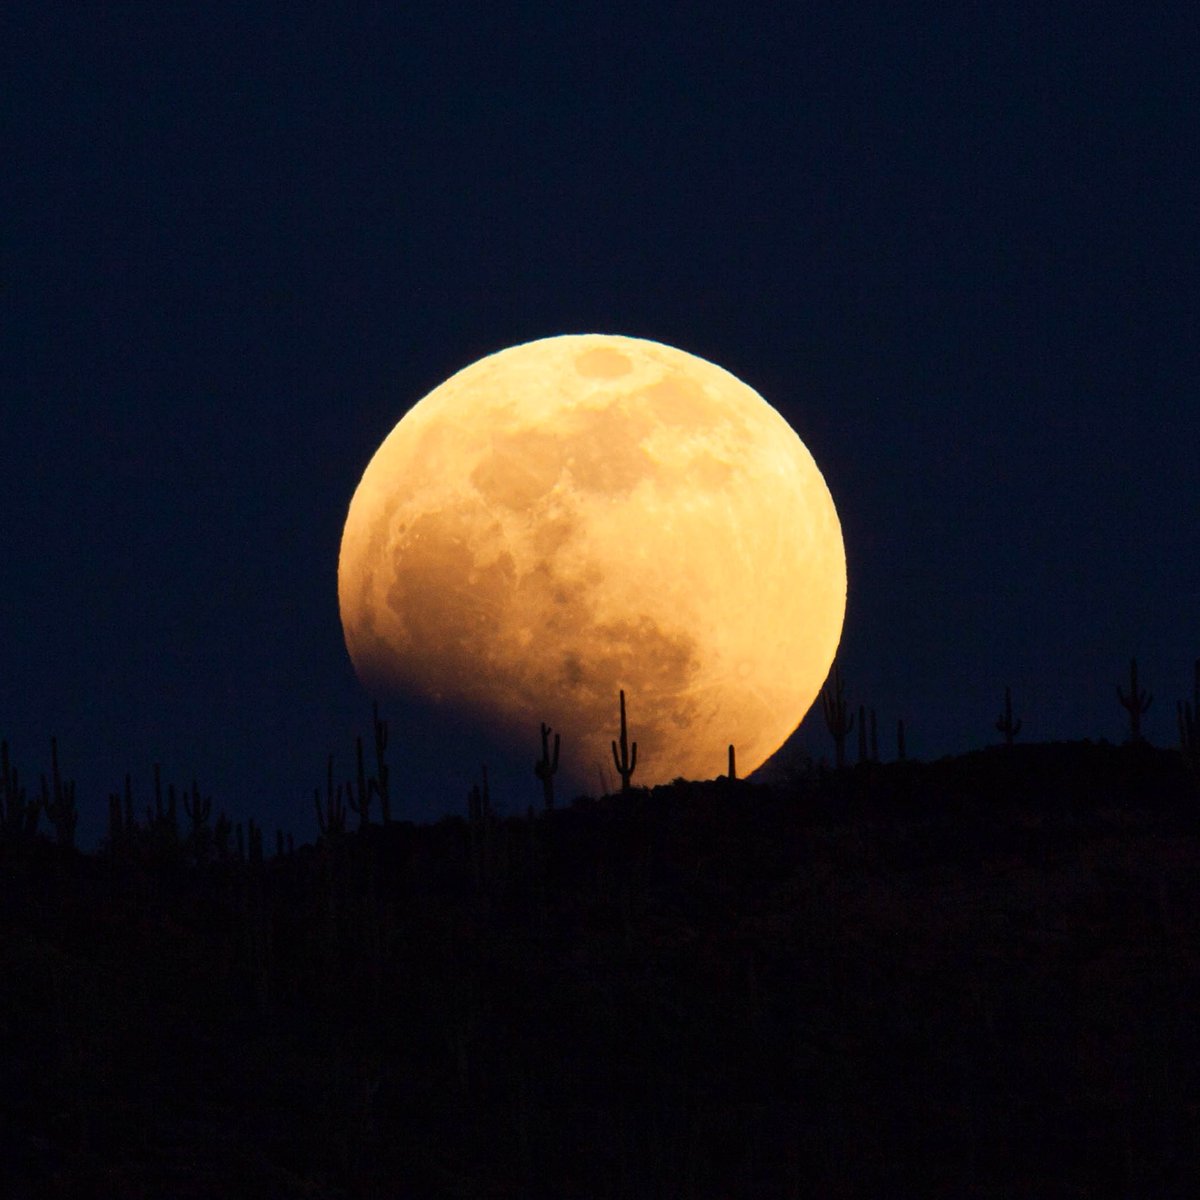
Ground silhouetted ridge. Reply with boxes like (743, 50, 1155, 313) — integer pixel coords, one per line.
(1, 736, 1197, 1195)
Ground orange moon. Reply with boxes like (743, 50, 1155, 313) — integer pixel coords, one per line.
(338, 334, 845, 789)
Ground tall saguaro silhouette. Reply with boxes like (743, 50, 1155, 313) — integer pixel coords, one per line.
(996, 687, 1022, 747)
(1117, 657, 1153, 742)
(611, 690, 637, 793)
(534, 722, 560, 811)
(820, 664, 854, 769)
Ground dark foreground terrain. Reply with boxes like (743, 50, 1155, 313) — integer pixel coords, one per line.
(2, 740, 1198, 1198)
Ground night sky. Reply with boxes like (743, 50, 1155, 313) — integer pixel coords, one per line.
(5, 3, 1197, 848)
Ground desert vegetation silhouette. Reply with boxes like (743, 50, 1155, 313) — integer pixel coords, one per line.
(2, 656, 1199, 1196)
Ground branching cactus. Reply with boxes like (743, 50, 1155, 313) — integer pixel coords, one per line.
(611, 690, 637, 793)
(534, 722, 560, 811)
(996, 687, 1022, 747)
(42, 736, 78, 850)
(820, 665, 854, 769)
(315, 753, 347, 839)
(1117, 657, 1153, 742)
(0, 740, 40, 843)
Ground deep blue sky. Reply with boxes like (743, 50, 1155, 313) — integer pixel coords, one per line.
(4, 3, 1197, 846)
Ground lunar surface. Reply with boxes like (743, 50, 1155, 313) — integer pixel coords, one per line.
(338, 334, 845, 789)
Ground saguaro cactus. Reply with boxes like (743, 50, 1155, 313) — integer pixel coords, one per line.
(348, 735, 372, 828)
(727, 744, 737, 782)
(611, 690, 637, 793)
(1117, 657, 1153, 742)
(107, 774, 136, 855)
(247, 818, 264, 866)
(371, 701, 391, 823)
(820, 665, 854, 769)
(534, 722, 560, 811)
(469, 765, 492, 822)
(0, 740, 40, 843)
(148, 763, 179, 846)
(315, 753, 346, 839)
(184, 779, 212, 859)
(996, 687, 1022, 747)
(1178, 658, 1199, 784)
(43, 736, 77, 850)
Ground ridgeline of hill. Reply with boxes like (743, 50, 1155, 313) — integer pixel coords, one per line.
(2, 739, 1198, 1198)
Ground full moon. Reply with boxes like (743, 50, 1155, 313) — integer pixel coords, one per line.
(338, 334, 845, 790)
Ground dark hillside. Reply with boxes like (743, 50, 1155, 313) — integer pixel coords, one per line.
(2, 740, 1197, 1197)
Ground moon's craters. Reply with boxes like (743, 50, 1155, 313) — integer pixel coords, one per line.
(338, 333, 846, 788)
(575, 346, 632, 378)
(382, 509, 515, 666)
(469, 429, 563, 509)
(470, 410, 661, 501)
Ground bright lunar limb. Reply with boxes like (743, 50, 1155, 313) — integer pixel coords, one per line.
(338, 334, 846, 791)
